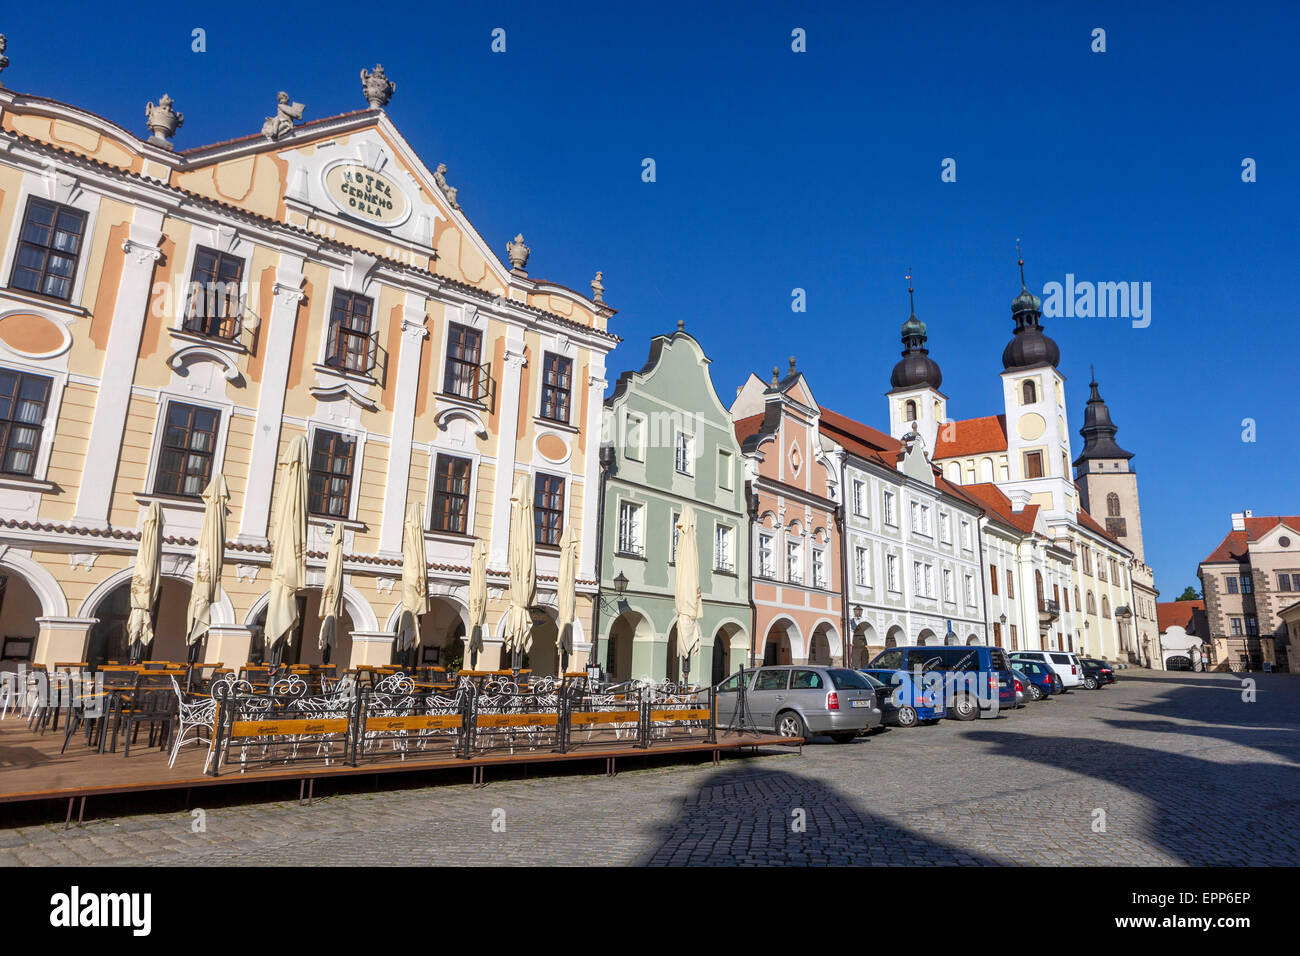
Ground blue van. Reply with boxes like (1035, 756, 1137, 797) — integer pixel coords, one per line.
(866, 645, 1017, 719)
(860, 668, 946, 726)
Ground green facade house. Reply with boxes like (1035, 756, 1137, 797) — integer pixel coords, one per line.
(595, 324, 750, 685)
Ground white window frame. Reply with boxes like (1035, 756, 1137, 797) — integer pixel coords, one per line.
(715, 522, 735, 573)
(812, 547, 826, 589)
(854, 545, 869, 587)
(616, 498, 645, 556)
(674, 429, 695, 476)
(852, 478, 866, 517)
(883, 490, 896, 527)
(886, 553, 899, 592)
(786, 539, 803, 585)
(757, 532, 774, 579)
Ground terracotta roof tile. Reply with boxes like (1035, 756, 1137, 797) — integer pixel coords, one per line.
(1157, 600, 1204, 634)
(933, 415, 1008, 458)
(1077, 507, 1122, 547)
(959, 482, 1039, 534)
(733, 413, 767, 445)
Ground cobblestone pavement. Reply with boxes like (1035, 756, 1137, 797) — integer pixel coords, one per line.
(2, 670, 1297, 866)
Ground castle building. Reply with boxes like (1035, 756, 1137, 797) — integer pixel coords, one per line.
(0, 72, 616, 673)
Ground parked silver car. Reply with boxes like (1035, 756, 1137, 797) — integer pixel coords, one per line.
(714, 665, 882, 743)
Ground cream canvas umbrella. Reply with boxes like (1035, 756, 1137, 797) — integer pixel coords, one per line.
(501, 474, 536, 670)
(395, 501, 429, 660)
(127, 501, 163, 662)
(185, 474, 229, 661)
(466, 537, 488, 669)
(318, 521, 345, 664)
(556, 521, 579, 672)
(266, 435, 308, 665)
(673, 505, 703, 684)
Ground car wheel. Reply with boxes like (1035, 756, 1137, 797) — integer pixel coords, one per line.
(950, 695, 979, 721)
(896, 705, 918, 727)
(775, 710, 807, 739)
(1084, 677, 1098, 690)
(830, 732, 857, 744)
(1029, 684, 1043, 701)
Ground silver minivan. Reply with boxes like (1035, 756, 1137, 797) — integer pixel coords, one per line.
(714, 665, 882, 743)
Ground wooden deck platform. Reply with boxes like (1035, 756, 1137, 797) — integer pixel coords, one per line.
(0, 716, 799, 813)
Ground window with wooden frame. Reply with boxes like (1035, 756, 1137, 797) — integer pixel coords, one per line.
(0, 369, 52, 478)
(534, 473, 565, 546)
(308, 429, 357, 518)
(325, 290, 375, 375)
(184, 246, 245, 340)
(443, 323, 487, 402)
(153, 401, 220, 497)
(9, 197, 87, 301)
(1006, 568, 1015, 599)
(539, 352, 572, 424)
(430, 454, 472, 534)
(1024, 450, 1044, 479)
(990, 563, 999, 595)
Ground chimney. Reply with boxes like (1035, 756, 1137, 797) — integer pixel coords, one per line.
(1008, 490, 1032, 513)
(1231, 510, 1251, 531)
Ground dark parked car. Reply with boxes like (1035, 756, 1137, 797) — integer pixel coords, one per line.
(1014, 658, 1061, 700)
(1079, 658, 1115, 688)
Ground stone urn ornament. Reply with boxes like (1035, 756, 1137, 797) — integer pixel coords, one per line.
(506, 233, 530, 274)
(145, 94, 183, 148)
(360, 64, 396, 109)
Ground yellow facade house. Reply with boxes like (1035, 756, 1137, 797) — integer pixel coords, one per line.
(0, 68, 617, 674)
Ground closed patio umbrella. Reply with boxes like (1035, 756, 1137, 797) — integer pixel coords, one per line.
(556, 521, 578, 672)
(318, 521, 345, 665)
(266, 435, 308, 667)
(467, 537, 488, 669)
(127, 501, 162, 663)
(395, 501, 429, 664)
(501, 474, 536, 672)
(673, 505, 702, 684)
(185, 474, 229, 663)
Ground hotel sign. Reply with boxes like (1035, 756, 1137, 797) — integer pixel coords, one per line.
(323, 162, 410, 227)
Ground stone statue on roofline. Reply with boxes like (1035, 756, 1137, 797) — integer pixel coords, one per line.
(434, 163, 460, 209)
(145, 94, 183, 149)
(0, 35, 9, 85)
(360, 64, 396, 109)
(591, 271, 605, 304)
(262, 91, 305, 140)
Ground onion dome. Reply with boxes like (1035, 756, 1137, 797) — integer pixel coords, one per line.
(1002, 256, 1060, 371)
(890, 278, 943, 390)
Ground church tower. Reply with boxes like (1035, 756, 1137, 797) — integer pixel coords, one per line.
(998, 255, 1078, 522)
(1074, 374, 1146, 562)
(886, 274, 946, 453)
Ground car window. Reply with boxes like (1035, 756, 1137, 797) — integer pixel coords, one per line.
(827, 668, 873, 689)
(947, 649, 982, 672)
(860, 673, 887, 689)
(1049, 653, 1071, 664)
(716, 672, 744, 693)
(790, 669, 824, 690)
(907, 650, 945, 671)
(754, 669, 790, 691)
(872, 649, 905, 670)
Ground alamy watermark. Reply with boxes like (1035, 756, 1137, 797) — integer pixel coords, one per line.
(1040, 274, 1152, 329)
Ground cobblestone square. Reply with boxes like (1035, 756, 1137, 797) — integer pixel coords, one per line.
(2, 671, 1296, 866)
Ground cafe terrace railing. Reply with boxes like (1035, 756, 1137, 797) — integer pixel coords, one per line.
(206, 673, 718, 776)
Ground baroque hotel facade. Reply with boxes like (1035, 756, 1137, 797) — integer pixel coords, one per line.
(0, 75, 616, 672)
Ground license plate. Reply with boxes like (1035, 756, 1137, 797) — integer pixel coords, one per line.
(849, 699, 871, 708)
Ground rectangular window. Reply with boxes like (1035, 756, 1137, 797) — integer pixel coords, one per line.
(624, 412, 646, 461)
(1281, 574, 1294, 593)
(670, 510, 680, 563)
(965, 574, 976, 607)
(990, 563, 1000, 595)
(1245, 616, 1259, 636)
(757, 533, 774, 578)
(812, 548, 826, 589)
(1006, 569, 1015, 599)
(534, 473, 565, 546)
(325, 289, 375, 374)
(617, 501, 644, 556)
(0, 369, 52, 477)
(443, 323, 486, 402)
(883, 490, 896, 526)
(430, 454, 472, 534)
(855, 545, 869, 586)
(715, 525, 735, 573)
(308, 429, 356, 518)
(993, 622, 1003, 646)
(943, 568, 954, 603)
(674, 431, 695, 475)
(1010, 624, 1019, 651)
(1098, 559, 1107, 582)
(939, 511, 951, 543)
(540, 352, 572, 423)
(913, 561, 924, 598)
(184, 246, 245, 339)
(960, 520, 972, 551)
(1025, 451, 1044, 479)
(718, 450, 734, 491)
(1226, 576, 1239, 594)
(786, 541, 802, 584)
(1230, 617, 1242, 636)
(1240, 574, 1254, 595)
(10, 197, 87, 301)
(887, 554, 899, 592)
(153, 402, 220, 497)
(852, 479, 866, 517)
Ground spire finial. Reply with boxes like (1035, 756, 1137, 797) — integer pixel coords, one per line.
(788, 355, 797, 375)
(771, 365, 780, 386)
(1016, 238, 1027, 290)
(906, 267, 915, 316)
(1090, 363, 1096, 383)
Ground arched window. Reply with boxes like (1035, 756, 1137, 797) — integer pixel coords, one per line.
(946, 462, 961, 484)
(980, 458, 994, 482)
(1106, 492, 1121, 517)
(1102, 596, 1111, 618)
(1086, 591, 1096, 615)
(905, 399, 917, 422)
(1022, 380, 1037, 404)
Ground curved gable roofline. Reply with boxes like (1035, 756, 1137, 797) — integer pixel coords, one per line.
(0, 88, 180, 168)
(605, 329, 734, 423)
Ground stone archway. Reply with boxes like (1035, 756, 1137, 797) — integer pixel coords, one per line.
(917, 627, 937, 646)
(885, 625, 904, 649)
(852, 621, 877, 668)
(763, 618, 799, 666)
(605, 608, 654, 683)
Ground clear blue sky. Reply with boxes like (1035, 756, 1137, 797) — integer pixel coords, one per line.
(5, 1, 1297, 593)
